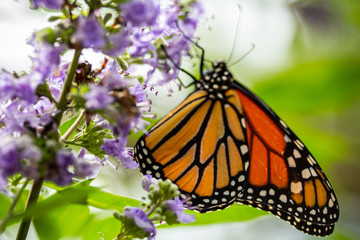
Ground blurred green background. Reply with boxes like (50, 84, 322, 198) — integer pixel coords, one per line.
(1, 0, 360, 239)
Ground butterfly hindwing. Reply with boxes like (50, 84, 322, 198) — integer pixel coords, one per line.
(233, 81, 339, 236)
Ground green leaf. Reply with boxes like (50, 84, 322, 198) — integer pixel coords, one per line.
(59, 115, 79, 136)
(47, 15, 64, 22)
(158, 204, 265, 228)
(45, 180, 141, 212)
(36, 83, 55, 102)
(6, 186, 88, 225)
(82, 216, 119, 240)
(33, 204, 90, 240)
(86, 186, 140, 212)
(69, 121, 114, 159)
(0, 194, 11, 219)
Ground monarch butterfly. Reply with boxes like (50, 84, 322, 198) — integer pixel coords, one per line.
(134, 51, 339, 236)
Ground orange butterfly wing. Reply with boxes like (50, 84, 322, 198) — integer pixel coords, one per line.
(135, 87, 249, 211)
(233, 81, 339, 236)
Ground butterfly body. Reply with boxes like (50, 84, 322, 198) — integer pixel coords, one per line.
(134, 61, 339, 236)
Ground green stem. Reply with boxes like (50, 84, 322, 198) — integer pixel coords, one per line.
(0, 179, 29, 233)
(15, 177, 44, 240)
(60, 109, 86, 142)
(146, 200, 162, 217)
(55, 48, 82, 124)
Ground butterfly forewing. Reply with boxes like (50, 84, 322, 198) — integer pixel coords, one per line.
(135, 77, 249, 212)
(134, 61, 339, 236)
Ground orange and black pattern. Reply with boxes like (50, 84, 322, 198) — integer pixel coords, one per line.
(134, 61, 339, 236)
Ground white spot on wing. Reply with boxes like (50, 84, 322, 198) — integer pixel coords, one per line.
(294, 139, 304, 150)
(279, 194, 287, 203)
(280, 120, 287, 128)
(241, 118, 246, 128)
(323, 207, 328, 214)
(287, 156, 296, 168)
(291, 181, 302, 194)
(310, 167, 317, 177)
(293, 149, 301, 159)
(301, 168, 311, 179)
(238, 175, 245, 182)
(260, 190, 266, 197)
(240, 145, 248, 155)
(307, 155, 316, 166)
(244, 161, 249, 171)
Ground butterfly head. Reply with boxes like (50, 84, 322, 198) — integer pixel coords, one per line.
(196, 61, 235, 96)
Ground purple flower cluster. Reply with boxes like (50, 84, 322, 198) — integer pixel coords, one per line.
(141, 174, 158, 192)
(47, 148, 101, 186)
(69, 0, 203, 85)
(123, 207, 157, 240)
(0, 0, 204, 192)
(73, 15, 106, 49)
(0, 41, 102, 188)
(167, 197, 195, 223)
(124, 0, 204, 85)
(118, 175, 194, 239)
(121, 0, 160, 27)
(0, 135, 42, 187)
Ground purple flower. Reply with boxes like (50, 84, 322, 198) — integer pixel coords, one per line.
(84, 85, 114, 110)
(101, 63, 127, 89)
(0, 136, 42, 186)
(73, 16, 106, 49)
(31, 0, 64, 10)
(17, 80, 38, 104)
(73, 148, 102, 178)
(48, 64, 67, 101)
(47, 148, 102, 186)
(121, 0, 160, 27)
(129, 30, 158, 58)
(0, 71, 17, 102)
(28, 40, 64, 87)
(167, 197, 195, 223)
(0, 71, 37, 105)
(123, 207, 156, 240)
(101, 138, 139, 169)
(105, 30, 131, 57)
(0, 139, 22, 178)
(141, 174, 158, 192)
(0, 101, 42, 134)
(33, 96, 55, 114)
(179, 1, 204, 36)
(48, 150, 76, 186)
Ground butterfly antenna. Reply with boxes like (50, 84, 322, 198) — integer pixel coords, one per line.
(228, 43, 255, 67)
(161, 45, 197, 85)
(226, 4, 243, 64)
(175, 21, 205, 78)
